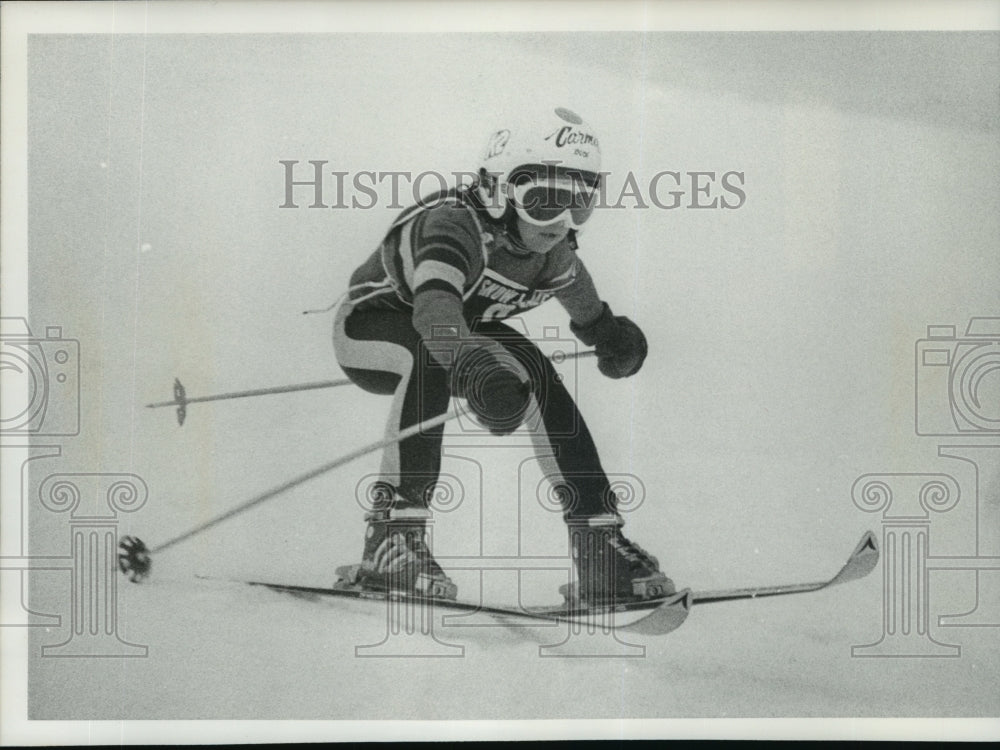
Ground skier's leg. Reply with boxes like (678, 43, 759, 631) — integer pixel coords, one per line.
(333, 303, 452, 507)
(473, 320, 612, 518)
(331, 302, 456, 598)
(475, 320, 674, 603)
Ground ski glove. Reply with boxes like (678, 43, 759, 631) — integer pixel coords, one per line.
(452, 347, 531, 436)
(570, 302, 648, 379)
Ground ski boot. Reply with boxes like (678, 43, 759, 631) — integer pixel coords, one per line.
(334, 506, 458, 600)
(560, 513, 675, 606)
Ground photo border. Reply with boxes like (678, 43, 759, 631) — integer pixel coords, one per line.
(2, 0, 998, 743)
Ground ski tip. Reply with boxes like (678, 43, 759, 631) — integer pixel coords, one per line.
(828, 530, 880, 587)
(617, 588, 692, 635)
(855, 530, 879, 558)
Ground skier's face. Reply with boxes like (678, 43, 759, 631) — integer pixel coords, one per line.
(515, 215, 570, 254)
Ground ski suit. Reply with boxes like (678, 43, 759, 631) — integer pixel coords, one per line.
(332, 185, 622, 520)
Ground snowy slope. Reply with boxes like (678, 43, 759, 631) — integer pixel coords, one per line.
(28, 555, 999, 720)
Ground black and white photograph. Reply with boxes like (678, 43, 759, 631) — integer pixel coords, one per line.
(1, 0, 998, 743)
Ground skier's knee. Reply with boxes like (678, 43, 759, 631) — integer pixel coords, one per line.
(339, 365, 400, 396)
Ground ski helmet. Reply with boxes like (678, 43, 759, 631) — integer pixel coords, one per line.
(476, 106, 603, 222)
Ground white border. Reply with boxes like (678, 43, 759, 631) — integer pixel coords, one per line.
(2, 0, 999, 744)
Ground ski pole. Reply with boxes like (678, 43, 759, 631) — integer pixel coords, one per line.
(146, 407, 463, 557)
(553, 349, 595, 362)
(146, 377, 354, 426)
(147, 349, 596, 426)
(120, 350, 599, 578)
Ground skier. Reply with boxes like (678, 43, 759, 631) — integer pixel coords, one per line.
(332, 106, 674, 606)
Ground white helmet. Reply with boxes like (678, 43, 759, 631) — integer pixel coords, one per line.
(476, 106, 602, 221)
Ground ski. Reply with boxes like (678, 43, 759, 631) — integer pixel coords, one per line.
(690, 530, 879, 604)
(194, 531, 878, 637)
(243, 579, 693, 635)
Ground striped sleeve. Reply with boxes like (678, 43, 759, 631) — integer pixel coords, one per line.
(410, 204, 484, 298)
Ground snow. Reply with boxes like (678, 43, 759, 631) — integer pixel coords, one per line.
(26, 568, 999, 720)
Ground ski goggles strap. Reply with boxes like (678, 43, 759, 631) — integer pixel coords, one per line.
(510, 178, 599, 229)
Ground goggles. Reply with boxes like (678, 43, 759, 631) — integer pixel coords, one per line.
(509, 178, 599, 230)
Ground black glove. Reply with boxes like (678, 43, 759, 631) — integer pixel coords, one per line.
(452, 348, 531, 435)
(570, 302, 648, 379)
